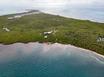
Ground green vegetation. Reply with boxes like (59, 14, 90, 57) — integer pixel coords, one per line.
(0, 12, 104, 55)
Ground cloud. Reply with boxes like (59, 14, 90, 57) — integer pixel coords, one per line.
(0, 0, 103, 22)
(0, 0, 103, 8)
(0, 0, 103, 12)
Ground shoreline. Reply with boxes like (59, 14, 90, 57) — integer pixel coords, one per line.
(0, 42, 104, 59)
(0, 12, 104, 57)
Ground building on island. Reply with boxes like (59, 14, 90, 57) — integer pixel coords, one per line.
(3, 27, 10, 32)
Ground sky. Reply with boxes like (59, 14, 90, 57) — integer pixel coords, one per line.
(0, 0, 104, 22)
(0, 0, 103, 10)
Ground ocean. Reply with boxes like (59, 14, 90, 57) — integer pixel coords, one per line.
(0, 6, 104, 23)
(0, 43, 104, 77)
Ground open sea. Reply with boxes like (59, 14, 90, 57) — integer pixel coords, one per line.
(0, 6, 104, 23)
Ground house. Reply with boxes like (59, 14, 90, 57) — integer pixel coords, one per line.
(43, 31, 53, 39)
(43, 31, 53, 35)
(43, 29, 58, 35)
(3, 27, 10, 32)
(43, 30, 58, 39)
(97, 35, 104, 42)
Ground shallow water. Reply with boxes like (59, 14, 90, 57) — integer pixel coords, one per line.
(0, 42, 104, 77)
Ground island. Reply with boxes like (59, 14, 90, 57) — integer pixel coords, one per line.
(0, 10, 104, 55)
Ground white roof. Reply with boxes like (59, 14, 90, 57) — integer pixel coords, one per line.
(3, 27, 10, 32)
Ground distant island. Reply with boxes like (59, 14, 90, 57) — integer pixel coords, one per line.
(0, 10, 104, 55)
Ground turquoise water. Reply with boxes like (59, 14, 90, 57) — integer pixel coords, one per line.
(0, 43, 104, 77)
